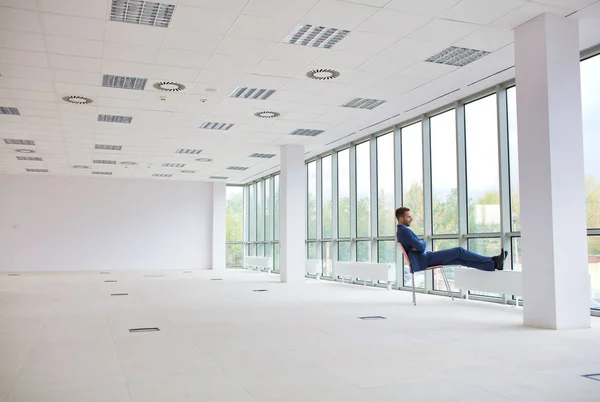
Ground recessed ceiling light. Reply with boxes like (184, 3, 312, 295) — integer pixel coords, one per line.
(4, 139, 35, 145)
(120, 161, 137, 165)
(254, 111, 280, 119)
(426, 46, 490, 67)
(181, 170, 195, 173)
(110, 0, 176, 28)
(163, 163, 185, 168)
(93, 171, 112, 175)
(95, 144, 122, 151)
(102, 74, 147, 90)
(0, 106, 21, 115)
(62, 95, 93, 104)
(249, 153, 275, 159)
(98, 114, 133, 123)
(230, 87, 276, 100)
(17, 156, 43, 161)
(206, 88, 218, 93)
(26, 168, 48, 173)
(209, 176, 228, 180)
(153, 81, 186, 92)
(227, 166, 248, 171)
(290, 129, 324, 137)
(199, 121, 234, 130)
(342, 98, 386, 110)
(176, 148, 202, 154)
(73, 165, 90, 169)
(306, 68, 340, 80)
(284, 24, 350, 49)
(196, 157, 212, 162)
(15, 149, 35, 154)
(153, 173, 172, 177)
(93, 159, 117, 164)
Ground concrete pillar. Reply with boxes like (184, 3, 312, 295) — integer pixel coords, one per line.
(280, 144, 306, 283)
(212, 182, 226, 270)
(515, 13, 590, 329)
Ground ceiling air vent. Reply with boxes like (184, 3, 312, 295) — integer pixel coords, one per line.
(181, 170, 195, 173)
(17, 156, 43, 161)
(306, 68, 340, 80)
(162, 163, 185, 168)
(342, 98, 386, 110)
(254, 111, 279, 119)
(176, 148, 202, 154)
(26, 168, 48, 173)
(209, 176, 228, 180)
(290, 129, 324, 137)
(98, 114, 133, 123)
(95, 144, 122, 151)
(153, 173, 172, 177)
(110, 0, 175, 28)
(227, 166, 248, 171)
(4, 139, 35, 145)
(62, 95, 93, 104)
(153, 81, 186, 92)
(120, 161, 137, 166)
(199, 121, 234, 130)
(230, 87, 275, 100)
(196, 157, 212, 162)
(284, 24, 350, 49)
(93, 171, 112, 175)
(93, 159, 117, 164)
(73, 165, 90, 169)
(0, 107, 20, 115)
(249, 153, 275, 159)
(102, 74, 147, 90)
(15, 149, 35, 153)
(426, 46, 490, 67)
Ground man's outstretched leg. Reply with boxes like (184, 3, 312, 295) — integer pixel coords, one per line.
(427, 247, 507, 271)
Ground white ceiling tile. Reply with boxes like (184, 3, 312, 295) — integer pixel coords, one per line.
(269, 90, 315, 103)
(0, 7, 42, 33)
(150, 65, 202, 83)
(0, 49, 49, 68)
(0, 63, 52, 81)
(104, 22, 167, 46)
(333, 69, 392, 86)
(245, 0, 320, 20)
(455, 26, 514, 52)
(52, 70, 101, 86)
(54, 83, 101, 96)
(178, 0, 249, 14)
(303, 0, 379, 30)
(162, 29, 223, 53)
(45, 35, 104, 58)
(384, 0, 461, 17)
(10, 89, 56, 102)
(19, 109, 59, 118)
(334, 31, 398, 54)
(380, 74, 431, 93)
(41, 13, 106, 41)
(228, 15, 298, 41)
(358, 9, 432, 38)
(103, 42, 160, 64)
(253, 60, 307, 78)
(204, 54, 262, 73)
(0, 30, 46, 52)
(0, 0, 39, 10)
(48, 54, 103, 73)
(282, 78, 331, 94)
(265, 43, 328, 63)
(240, 74, 291, 90)
(313, 49, 373, 70)
(399, 61, 458, 79)
(408, 19, 481, 46)
(491, 2, 573, 29)
(40, 0, 108, 20)
(311, 83, 366, 106)
(216, 37, 278, 60)
(441, 0, 526, 25)
(155, 49, 210, 69)
(4, 77, 54, 93)
(14, 100, 58, 111)
(101, 60, 154, 78)
(356, 39, 443, 74)
(169, 6, 238, 34)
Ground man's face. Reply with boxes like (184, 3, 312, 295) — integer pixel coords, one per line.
(400, 211, 412, 226)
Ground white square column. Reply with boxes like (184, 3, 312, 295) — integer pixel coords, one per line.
(515, 14, 590, 329)
(280, 144, 306, 283)
(212, 181, 226, 271)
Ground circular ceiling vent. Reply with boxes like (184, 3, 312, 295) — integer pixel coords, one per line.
(181, 170, 195, 173)
(254, 111, 280, 119)
(306, 69, 340, 80)
(153, 81, 186, 92)
(72, 165, 90, 169)
(120, 161, 137, 166)
(62, 95, 93, 104)
(15, 149, 35, 154)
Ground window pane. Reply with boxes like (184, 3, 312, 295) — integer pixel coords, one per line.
(257, 243, 264, 256)
(322, 242, 332, 277)
(274, 175, 279, 240)
(265, 178, 272, 241)
(432, 239, 459, 291)
(356, 141, 371, 238)
(248, 184, 256, 242)
(307, 242, 317, 259)
(274, 243, 279, 271)
(507, 87, 520, 232)
(589, 237, 600, 308)
(465, 94, 500, 233)
(467, 238, 502, 297)
(402, 122, 424, 235)
(226, 186, 244, 242)
(377, 240, 396, 271)
(338, 241, 351, 261)
(265, 243, 273, 259)
(403, 255, 424, 288)
(431, 111, 458, 235)
(356, 240, 371, 262)
(257, 181, 264, 241)
(226, 244, 243, 268)
(247, 244, 255, 256)
(307, 162, 317, 239)
(582, 55, 600, 230)
(338, 149, 351, 238)
(377, 133, 395, 237)
(322, 155, 333, 238)
(511, 237, 521, 272)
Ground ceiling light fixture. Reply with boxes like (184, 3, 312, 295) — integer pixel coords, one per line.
(227, 166, 248, 171)
(153, 173, 172, 177)
(110, 0, 175, 28)
(306, 68, 340, 80)
(181, 170, 195, 173)
(254, 111, 280, 119)
(199, 121, 234, 130)
(95, 144, 123, 151)
(196, 157, 212, 162)
(73, 165, 90, 169)
(0, 106, 21, 115)
(249, 153, 276, 159)
(62, 95, 93, 104)
(98, 114, 133, 123)
(4, 139, 35, 145)
(153, 81, 186, 92)
(342, 98, 387, 110)
(290, 128, 325, 137)
(93, 159, 117, 164)
(284, 24, 350, 49)
(209, 176, 228, 180)
(26, 168, 48, 173)
(120, 161, 137, 165)
(17, 156, 43, 161)
(92, 171, 112, 175)
(102, 74, 147, 90)
(163, 163, 185, 168)
(230, 87, 276, 100)
(15, 149, 35, 153)
(426, 46, 490, 67)
(176, 148, 202, 155)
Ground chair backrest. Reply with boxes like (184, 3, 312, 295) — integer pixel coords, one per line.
(398, 243, 413, 274)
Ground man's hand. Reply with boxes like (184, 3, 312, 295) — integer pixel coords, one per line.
(411, 247, 417, 251)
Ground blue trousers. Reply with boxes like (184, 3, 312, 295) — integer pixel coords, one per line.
(426, 247, 495, 272)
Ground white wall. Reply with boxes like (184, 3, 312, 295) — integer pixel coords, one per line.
(0, 175, 214, 272)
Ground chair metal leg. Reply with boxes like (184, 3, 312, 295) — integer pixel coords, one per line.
(440, 267, 454, 301)
(411, 272, 416, 306)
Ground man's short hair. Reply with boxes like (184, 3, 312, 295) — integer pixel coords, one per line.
(395, 207, 410, 220)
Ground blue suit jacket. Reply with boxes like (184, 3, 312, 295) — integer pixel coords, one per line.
(396, 224, 428, 272)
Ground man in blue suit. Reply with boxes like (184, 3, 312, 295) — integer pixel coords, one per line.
(395, 207, 507, 272)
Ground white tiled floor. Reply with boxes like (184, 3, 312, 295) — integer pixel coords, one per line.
(1, 269, 599, 402)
